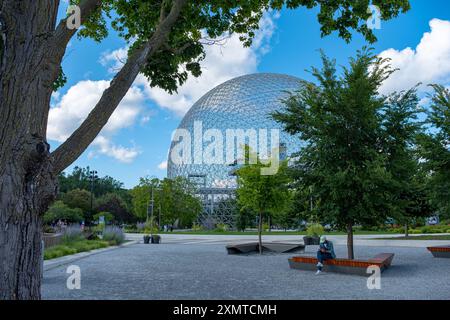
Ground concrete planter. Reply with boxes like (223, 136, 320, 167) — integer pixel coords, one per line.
(151, 235, 161, 244)
(303, 236, 319, 246)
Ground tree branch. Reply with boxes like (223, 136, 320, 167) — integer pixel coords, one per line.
(52, 0, 102, 51)
(51, 0, 188, 174)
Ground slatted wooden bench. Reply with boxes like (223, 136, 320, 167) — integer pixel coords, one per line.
(288, 253, 394, 276)
(427, 246, 450, 258)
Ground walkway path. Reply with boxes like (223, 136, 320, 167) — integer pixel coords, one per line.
(125, 232, 450, 247)
(42, 238, 450, 300)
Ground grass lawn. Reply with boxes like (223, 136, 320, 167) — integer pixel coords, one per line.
(44, 240, 112, 260)
(374, 235, 450, 240)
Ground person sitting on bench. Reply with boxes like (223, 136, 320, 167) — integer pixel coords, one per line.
(316, 236, 336, 274)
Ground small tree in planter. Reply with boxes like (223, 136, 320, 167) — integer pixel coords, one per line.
(143, 218, 161, 244)
(303, 223, 324, 245)
(236, 146, 291, 254)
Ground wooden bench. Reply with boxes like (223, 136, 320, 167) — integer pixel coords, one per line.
(427, 245, 450, 258)
(288, 253, 394, 276)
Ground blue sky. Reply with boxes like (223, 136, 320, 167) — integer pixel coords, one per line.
(49, 0, 450, 188)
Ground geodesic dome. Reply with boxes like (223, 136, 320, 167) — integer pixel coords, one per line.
(167, 73, 303, 188)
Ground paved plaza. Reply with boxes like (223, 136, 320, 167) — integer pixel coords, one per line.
(42, 234, 450, 300)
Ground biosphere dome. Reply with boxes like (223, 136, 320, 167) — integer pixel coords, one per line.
(167, 73, 302, 188)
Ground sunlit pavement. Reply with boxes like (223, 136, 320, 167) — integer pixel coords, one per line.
(42, 238, 450, 300)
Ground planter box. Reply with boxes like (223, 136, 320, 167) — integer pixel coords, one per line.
(288, 253, 394, 276)
(303, 236, 319, 246)
(151, 236, 161, 244)
(427, 246, 450, 258)
(143, 235, 151, 244)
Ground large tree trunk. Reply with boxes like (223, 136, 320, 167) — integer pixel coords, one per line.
(0, 138, 57, 300)
(0, 0, 186, 299)
(0, 0, 60, 300)
(258, 212, 263, 255)
(346, 222, 354, 259)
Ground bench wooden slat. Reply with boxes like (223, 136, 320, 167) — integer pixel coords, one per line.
(289, 253, 395, 275)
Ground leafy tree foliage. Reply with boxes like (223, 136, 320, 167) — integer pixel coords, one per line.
(417, 85, 450, 219)
(43, 201, 84, 224)
(61, 188, 93, 215)
(130, 176, 202, 227)
(236, 147, 291, 253)
(382, 88, 433, 234)
(95, 193, 135, 223)
(58, 166, 125, 197)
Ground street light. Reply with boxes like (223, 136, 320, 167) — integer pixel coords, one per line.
(89, 170, 98, 214)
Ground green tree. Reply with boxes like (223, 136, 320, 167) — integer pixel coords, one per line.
(236, 147, 291, 254)
(43, 201, 84, 224)
(130, 177, 161, 221)
(130, 176, 201, 227)
(61, 188, 93, 217)
(382, 89, 432, 235)
(235, 205, 255, 232)
(273, 49, 395, 259)
(159, 177, 202, 227)
(0, 0, 411, 300)
(417, 85, 450, 220)
(95, 193, 134, 223)
(58, 166, 125, 197)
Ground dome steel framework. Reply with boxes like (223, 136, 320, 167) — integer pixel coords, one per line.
(167, 73, 303, 227)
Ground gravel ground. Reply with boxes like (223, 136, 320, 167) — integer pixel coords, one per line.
(42, 243, 450, 300)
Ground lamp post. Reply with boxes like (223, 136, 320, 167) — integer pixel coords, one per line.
(89, 169, 98, 217)
(148, 184, 154, 236)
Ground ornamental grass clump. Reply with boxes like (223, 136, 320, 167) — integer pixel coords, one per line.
(102, 226, 125, 245)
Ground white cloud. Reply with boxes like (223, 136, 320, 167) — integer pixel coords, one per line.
(157, 161, 168, 170)
(90, 136, 141, 163)
(100, 47, 129, 74)
(48, 80, 145, 163)
(379, 19, 450, 95)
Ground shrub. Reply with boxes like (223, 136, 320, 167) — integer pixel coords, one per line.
(44, 240, 110, 260)
(262, 223, 270, 232)
(136, 222, 146, 232)
(214, 223, 228, 232)
(44, 201, 84, 224)
(409, 229, 421, 234)
(102, 226, 126, 245)
(306, 223, 324, 237)
(192, 223, 203, 231)
(419, 225, 448, 234)
(62, 225, 85, 243)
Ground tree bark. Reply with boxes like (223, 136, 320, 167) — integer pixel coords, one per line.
(404, 222, 409, 237)
(258, 212, 263, 255)
(0, 0, 187, 299)
(0, 0, 60, 300)
(346, 222, 354, 259)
